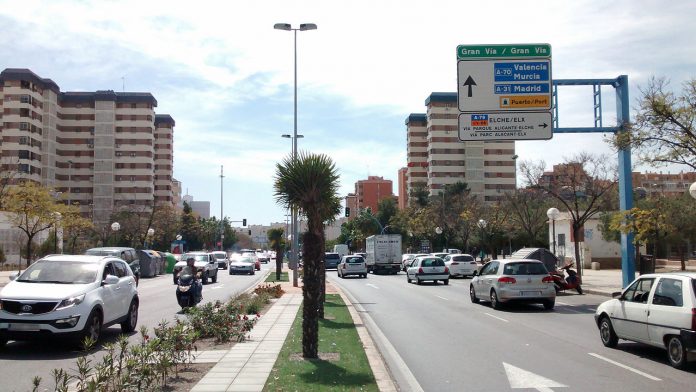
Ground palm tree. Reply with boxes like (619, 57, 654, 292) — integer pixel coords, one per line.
(267, 227, 285, 281)
(274, 152, 341, 359)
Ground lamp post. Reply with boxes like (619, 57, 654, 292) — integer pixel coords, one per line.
(435, 226, 443, 251)
(547, 207, 560, 255)
(145, 228, 154, 249)
(477, 219, 487, 261)
(275, 22, 317, 288)
(381, 225, 391, 235)
(111, 222, 120, 247)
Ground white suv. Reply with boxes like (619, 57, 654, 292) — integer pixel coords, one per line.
(173, 252, 219, 284)
(0, 255, 139, 347)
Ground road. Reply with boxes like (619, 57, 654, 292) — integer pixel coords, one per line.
(0, 262, 273, 392)
(330, 271, 696, 392)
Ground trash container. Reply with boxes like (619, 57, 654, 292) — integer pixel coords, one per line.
(137, 250, 157, 278)
(150, 250, 162, 275)
(639, 254, 655, 275)
(164, 252, 177, 274)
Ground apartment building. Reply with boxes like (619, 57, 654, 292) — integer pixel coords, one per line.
(404, 92, 516, 204)
(632, 171, 696, 198)
(354, 176, 394, 214)
(0, 68, 175, 225)
(397, 167, 407, 210)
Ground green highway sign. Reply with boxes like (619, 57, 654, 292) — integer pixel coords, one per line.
(457, 44, 551, 60)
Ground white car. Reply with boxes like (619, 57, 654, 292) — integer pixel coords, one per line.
(0, 255, 139, 347)
(402, 253, 428, 272)
(337, 255, 367, 278)
(229, 256, 255, 275)
(406, 256, 450, 285)
(470, 259, 556, 310)
(173, 252, 219, 285)
(594, 272, 696, 369)
(443, 254, 479, 278)
(211, 251, 228, 269)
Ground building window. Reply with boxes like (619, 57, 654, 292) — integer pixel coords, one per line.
(20, 95, 31, 104)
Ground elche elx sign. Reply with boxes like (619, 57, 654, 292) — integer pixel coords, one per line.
(456, 43, 553, 141)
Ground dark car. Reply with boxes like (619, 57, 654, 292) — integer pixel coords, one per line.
(324, 252, 341, 269)
(86, 247, 140, 285)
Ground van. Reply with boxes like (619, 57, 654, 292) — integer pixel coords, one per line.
(333, 244, 349, 258)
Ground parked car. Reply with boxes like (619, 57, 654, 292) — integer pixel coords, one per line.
(443, 254, 479, 278)
(229, 256, 255, 275)
(337, 255, 367, 278)
(0, 255, 139, 347)
(172, 252, 219, 285)
(470, 259, 556, 310)
(211, 251, 228, 269)
(354, 252, 367, 259)
(406, 256, 449, 285)
(594, 272, 696, 369)
(324, 253, 341, 270)
(430, 252, 449, 259)
(402, 253, 428, 272)
(85, 247, 140, 285)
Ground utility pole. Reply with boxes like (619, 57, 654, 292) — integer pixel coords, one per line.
(220, 165, 224, 251)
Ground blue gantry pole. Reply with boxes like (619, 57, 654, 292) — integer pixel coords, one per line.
(616, 75, 635, 288)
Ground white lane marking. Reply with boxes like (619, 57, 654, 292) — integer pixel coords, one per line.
(503, 362, 567, 391)
(435, 295, 449, 301)
(366, 283, 379, 289)
(210, 284, 224, 290)
(556, 301, 572, 306)
(484, 312, 509, 323)
(588, 353, 662, 381)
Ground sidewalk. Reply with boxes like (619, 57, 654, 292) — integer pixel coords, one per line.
(190, 266, 396, 392)
(581, 265, 696, 297)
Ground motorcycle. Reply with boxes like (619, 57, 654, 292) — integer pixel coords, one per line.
(551, 263, 583, 294)
(176, 273, 202, 309)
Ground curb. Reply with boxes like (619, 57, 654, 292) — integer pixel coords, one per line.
(332, 283, 399, 392)
(582, 288, 615, 298)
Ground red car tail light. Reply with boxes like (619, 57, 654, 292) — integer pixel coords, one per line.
(418, 267, 424, 274)
(444, 267, 449, 274)
(498, 277, 516, 284)
(542, 275, 555, 283)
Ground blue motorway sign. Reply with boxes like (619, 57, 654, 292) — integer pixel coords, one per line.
(494, 62, 550, 81)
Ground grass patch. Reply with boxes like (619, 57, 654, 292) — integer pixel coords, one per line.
(264, 294, 378, 392)
(265, 272, 289, 282)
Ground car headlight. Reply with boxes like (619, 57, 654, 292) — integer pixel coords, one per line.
(56, 294, 86, 310)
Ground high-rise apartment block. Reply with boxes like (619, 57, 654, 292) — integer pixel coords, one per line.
(397, 167, 408, 210)
(405, 92, 516, 204)
(354, 176, 394, 214)
(0, 68, 176, 224)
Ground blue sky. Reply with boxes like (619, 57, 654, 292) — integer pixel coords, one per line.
(1, 0, 695, 226)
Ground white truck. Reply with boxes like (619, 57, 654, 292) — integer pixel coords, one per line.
(333, 244, 349, 258)
(365, 234, 402, 274)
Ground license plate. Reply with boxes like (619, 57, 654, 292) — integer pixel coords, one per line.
(9, 323, 40, 332)
(521, 291, 541, 297)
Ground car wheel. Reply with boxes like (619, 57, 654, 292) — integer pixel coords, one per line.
(490, 290, 502, 310)
(543, 299, 555, 310)
(416, 277, 422, 285)
(212, 272, 218, 283)
(407, 275, 412, 283)
(667, 335, 688, 369)
(79, 309, 102, 347)
(443, 279, 449, 285)
(120, 299, 139, 333)
(470, 285, 479, 303)
(0, 337, 7, 348)
(251, 270, 255, 275)
(202, 272, 209, 285)
(229, 270, 233, 275)
(599, 316, 618, 348)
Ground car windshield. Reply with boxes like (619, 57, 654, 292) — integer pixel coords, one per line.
(17, 260, 99, 284)
(213, 253, 226, 260)
(453, 255, 475, 262)
(183, 254, 208, 262)
(345, 257, 364, 264)
(421, 258, 444, 267)
(236, 257, 254, 264)
(503, 262, 548, 275)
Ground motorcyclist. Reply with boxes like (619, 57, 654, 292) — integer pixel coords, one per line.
(179, 257, 202, 301)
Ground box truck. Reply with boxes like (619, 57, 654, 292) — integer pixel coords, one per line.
(365, 234, 402, 274)
(333, 244, 349, 258)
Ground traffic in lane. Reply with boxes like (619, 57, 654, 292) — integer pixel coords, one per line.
(330, 271, 696, 391)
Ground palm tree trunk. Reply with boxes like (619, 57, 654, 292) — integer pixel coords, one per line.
(319, 248, 326, 319)
(275, 245, 283, 280)
(302, 230, 321, 358)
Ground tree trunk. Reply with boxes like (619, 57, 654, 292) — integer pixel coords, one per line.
(301, 230, 321, 358)
(573, 226, 582, 276)
(680, 244, 686, 271)
(319, 253, 326, 319)
(25, 235, 33, 267)
(275, 245, 283, 280)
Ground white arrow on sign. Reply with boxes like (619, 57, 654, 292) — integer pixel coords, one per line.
(503, 362, 567, 392)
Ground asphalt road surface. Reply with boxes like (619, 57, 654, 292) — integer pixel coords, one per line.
(0, 262, 272, 392)
(330, 270, 696, 392)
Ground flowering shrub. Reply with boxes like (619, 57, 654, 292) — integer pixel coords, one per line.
(254, 283, 284, 299)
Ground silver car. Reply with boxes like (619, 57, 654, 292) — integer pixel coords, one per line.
(406, 256, 449, 285)
(470, 259, 556, 310)
(229, 256, 255, 275)
(337, 255, 367, 278)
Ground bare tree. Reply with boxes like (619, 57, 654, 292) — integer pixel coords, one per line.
(503, 188, 553, 247)
(520, 153, 617, 274)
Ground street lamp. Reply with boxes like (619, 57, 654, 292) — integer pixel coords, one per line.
(275, 22, 317, 288)
(145, 228, 154, 249)
(110, 221, 120, 247)
(381, 225, 392, 235)
(689, 182, 696, 200)
(477, 219, 487, 261)
(547, 207, 560, 255)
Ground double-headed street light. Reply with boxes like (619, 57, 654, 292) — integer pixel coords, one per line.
(275, 22, 317, 288)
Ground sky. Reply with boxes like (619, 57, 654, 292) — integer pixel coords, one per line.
(1, 0, 695, 226)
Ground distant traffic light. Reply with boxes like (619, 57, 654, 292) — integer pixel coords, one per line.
(345, 207, 350, 217)
(243, 218, 247, 226)
(248, 230, 252, 235)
